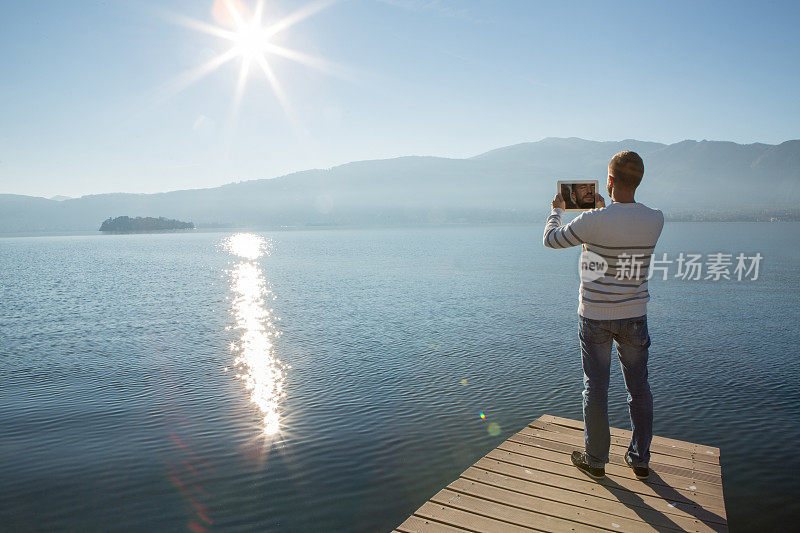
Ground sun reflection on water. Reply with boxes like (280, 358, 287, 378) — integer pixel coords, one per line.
(223, 233, 286, 436)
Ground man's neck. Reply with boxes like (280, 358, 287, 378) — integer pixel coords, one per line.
(611, 190, 636, 203)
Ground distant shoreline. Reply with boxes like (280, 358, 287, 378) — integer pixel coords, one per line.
(1, 219, 797, 239)
(2, 138, 797, 233)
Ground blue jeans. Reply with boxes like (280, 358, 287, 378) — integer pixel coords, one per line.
(579, 314, 653, 468)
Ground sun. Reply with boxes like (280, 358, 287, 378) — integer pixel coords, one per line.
(160, 0, 340, 118)
(232, 22, 270, 61)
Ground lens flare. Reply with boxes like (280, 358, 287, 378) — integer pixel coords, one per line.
(159, 0, 345, 122)
(223, 233, 286, 436)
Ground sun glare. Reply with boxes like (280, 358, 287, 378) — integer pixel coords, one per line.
(161, 0, 340, 119)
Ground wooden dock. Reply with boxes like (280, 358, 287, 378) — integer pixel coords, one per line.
(395, 415, 727, 532)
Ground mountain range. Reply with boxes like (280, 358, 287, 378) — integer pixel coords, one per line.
(2, 137, 798, 233)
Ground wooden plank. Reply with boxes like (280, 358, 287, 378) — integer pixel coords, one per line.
(430, 488, 611, 533)
(464, 464, 727, 529)
(396, 515, 473, 533)
(540, 415, 720, 457)
(445, 476, 716, 533)
(506, 431, 723, 490)
(528, 420, 721, 467)
(485, 453, 725, 515)
(507, 431, 721, 489)
(498, 437, 724, 499)
(520, 423, 722, 475)
(395, 416, 727, 532)
(492, 443, 725, 504)
(519, 422, 722, 479)
(413, 501, 535, 533)
(471, 458, 726, 524)
(540, 415, 715, 454)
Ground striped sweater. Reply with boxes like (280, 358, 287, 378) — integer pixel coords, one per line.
(543, 201, 664, 320)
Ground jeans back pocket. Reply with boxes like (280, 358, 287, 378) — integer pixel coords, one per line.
(621, 316, 650, 348)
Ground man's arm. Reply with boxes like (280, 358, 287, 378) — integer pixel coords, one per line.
(542, 193, 602, 249)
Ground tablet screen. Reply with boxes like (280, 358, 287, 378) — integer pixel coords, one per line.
(557, 180, 599, 211)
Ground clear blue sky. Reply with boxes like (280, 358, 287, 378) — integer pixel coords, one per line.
(1, 0, 797, 197)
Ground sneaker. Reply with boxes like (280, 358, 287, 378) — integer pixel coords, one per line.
(570, 451, 605, 480)
(624, 451, 650, 479)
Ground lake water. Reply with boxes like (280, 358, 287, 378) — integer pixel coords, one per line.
(1, 223, 798, 531)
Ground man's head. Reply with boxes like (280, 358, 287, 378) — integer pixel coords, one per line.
(571, 183, 596, 208)
(607, 151, 644, 197)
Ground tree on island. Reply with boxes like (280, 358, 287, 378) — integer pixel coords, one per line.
(99, 216, 195, 232)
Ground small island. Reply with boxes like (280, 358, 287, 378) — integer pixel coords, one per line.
(99, 216, 195, 232)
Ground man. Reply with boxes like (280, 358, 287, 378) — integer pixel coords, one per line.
(542, 151, 664, 480)
(571, 182, 596, 209)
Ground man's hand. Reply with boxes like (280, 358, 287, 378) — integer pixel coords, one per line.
(596, 194, 606, 208)
(552, 193, 565, 211)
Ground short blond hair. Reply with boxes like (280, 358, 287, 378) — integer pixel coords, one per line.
(609, 151, 644, 189)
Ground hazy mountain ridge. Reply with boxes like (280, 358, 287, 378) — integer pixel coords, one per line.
(2, 138, 798, 232)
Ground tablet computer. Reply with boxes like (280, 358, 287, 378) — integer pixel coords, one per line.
(557, 180, 600, 211)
